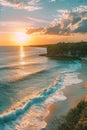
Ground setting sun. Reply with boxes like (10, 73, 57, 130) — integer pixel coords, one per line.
(14, 32, 29, 45)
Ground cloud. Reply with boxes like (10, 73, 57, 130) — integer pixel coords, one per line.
(27, 27, 44, 34)
(72, 5, 87, 13)
(57, 9, 69, 14)
(45, 25, 60, 35)
(0, 20, 33, 32)
(44, 19, 61, 34)
(27, 6, 87, 35)
(74, 19, 87, 33)
(49, 0, 56, 2)
(27, 16, 49, 24)
(0, 0, 42, 11)
(28, 0, 41, 5)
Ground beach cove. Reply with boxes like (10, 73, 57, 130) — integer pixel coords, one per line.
(45, 61, 87, 130)
(0, 46, 87, 130)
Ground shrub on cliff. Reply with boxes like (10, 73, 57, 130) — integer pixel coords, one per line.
(58, 101, 87, 130)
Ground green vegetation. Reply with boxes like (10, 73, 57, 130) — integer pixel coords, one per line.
(58, 101, 87, 130)
(47, 42, 87, 59)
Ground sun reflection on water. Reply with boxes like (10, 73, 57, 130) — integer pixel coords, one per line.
(20, 46, 25, 58)
(20, 46, 26, 65)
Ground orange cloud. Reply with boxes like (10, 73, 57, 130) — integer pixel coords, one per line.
(0, 0, 42, 11)
(27, 9, 87, 35)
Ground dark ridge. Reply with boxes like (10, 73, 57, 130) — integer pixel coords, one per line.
(46, 42, 87, 60)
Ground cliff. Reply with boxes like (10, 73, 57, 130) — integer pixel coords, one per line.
(58, 100, 87, 130)
(47, 42, 87, 60)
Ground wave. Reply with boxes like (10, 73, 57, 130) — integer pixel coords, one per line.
(0, 68, 49, 83)
(0, 62, 45, 70)
(19, 71, 82, 130)
(0, 61, 82, 130)
(0, 82, 11, 89)
(0, 74, 65, 123)
(10, 69, 47, 83)
(4, 65, 61, 83)
(0, 59, 79, 71)
(0, 75, 64, 122)
(0, 68, 82, 130)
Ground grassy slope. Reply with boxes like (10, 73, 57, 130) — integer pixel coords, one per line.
(47, 42, 87, 59)
(58, 101, 87, 130)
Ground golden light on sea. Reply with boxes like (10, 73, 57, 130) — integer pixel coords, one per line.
(20, 46, 26, 65)
(20, 46, 25, 58)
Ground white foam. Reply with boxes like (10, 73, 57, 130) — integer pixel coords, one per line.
(15, 106, 48, 130)
(0, 61, 83, 130)
(63, 73, 82, 87)
(14, 90, 67, 130)
(44, 90, 67, 105)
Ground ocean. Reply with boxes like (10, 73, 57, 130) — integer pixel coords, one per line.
(0, 46, 85, 130)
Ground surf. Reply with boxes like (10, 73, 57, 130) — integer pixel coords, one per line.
(0, 63, 82, 130)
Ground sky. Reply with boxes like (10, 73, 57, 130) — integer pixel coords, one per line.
(0, 0, 87, 46)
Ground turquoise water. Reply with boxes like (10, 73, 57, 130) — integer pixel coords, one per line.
(0, 46, 83, 130)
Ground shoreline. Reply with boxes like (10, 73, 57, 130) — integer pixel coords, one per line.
(39, 54, 81, 60)
(44, 73, 87, 130)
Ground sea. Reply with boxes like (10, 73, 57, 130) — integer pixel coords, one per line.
(0, 46, 86, 130)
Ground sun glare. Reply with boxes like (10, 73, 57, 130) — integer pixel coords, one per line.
(14, 32, 29, 45)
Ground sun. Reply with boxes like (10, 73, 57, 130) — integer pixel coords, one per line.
(14, 32, 29, 45)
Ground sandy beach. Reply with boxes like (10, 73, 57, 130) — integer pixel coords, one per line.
(0, 0, 87, 128)
(0, 46, 87, 130)
(45, 71, 87, 130)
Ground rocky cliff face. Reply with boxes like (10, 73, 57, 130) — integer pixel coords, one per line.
(47, 42, 87, 59)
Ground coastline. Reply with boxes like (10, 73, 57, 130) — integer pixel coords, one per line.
(44, 72, 87, 130)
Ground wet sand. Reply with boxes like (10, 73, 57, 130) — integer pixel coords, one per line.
(44, 61, 87, 130)
(84, 81, 87, 88)
(44, 80, 87, 130)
